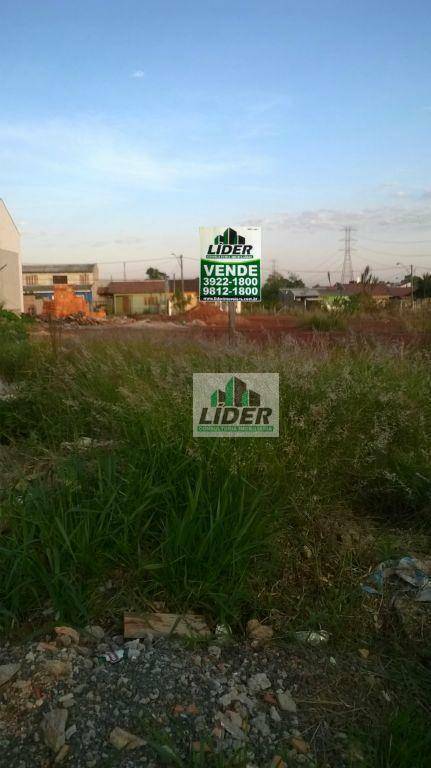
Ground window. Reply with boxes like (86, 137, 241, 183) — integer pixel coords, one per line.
(80, 273, 89, 284)
(53, 275, 68, 284)
(25, 274, 38, 286)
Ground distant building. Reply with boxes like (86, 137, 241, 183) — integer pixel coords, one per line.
(22, 263, 99, 314)
(280, 287, 321, 309)
(0, 200, 23, 313)
(99, 278, 199, 315)
(316, 283, 411, 307)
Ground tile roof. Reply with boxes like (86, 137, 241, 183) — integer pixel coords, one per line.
(99, 280, 166, 295)
(99, 278, 199, 295)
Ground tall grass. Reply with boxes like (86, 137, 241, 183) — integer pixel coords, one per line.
(0, 335, 430, 635)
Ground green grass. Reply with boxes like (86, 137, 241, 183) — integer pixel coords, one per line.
(295, 310, 347, 331)
(0, 334, 430, 640)
(361, 706, 431, 768)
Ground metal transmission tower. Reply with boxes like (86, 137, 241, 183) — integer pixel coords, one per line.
(340, 226, 355, 283)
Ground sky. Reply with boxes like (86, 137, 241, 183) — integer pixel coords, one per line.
(1, 0, 431, 283)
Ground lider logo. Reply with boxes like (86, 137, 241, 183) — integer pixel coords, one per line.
(193, 373, 279, 437)
(206, 227, 253, 258)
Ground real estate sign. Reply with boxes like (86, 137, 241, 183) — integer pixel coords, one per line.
(199, 226, 261, 302)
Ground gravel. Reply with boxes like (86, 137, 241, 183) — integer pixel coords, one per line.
(0, 629, 377, 766)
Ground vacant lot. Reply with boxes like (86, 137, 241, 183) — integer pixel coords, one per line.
(0, 319, 430, 765)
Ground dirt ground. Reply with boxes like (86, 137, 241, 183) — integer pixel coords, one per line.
(32, 307, 431, 347)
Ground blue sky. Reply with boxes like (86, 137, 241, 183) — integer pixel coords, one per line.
(1, 0, 431, 281)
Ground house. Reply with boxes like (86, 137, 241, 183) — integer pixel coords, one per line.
(22, 263, 99, 315)
(280, 287, 321, 309)
(99, 278, 199, 315)
(0, 200, 23, 313)
(386, 285, 412, 302)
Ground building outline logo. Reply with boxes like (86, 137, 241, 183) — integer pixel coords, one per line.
(206, 227, 253, 259)
(193, 373, 279, 438)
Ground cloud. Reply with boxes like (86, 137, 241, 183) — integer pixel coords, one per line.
(131, 70, 145, 79)
(0, 116, 264, 190)
(243, 204, 431, 232)
(91, 236, 147, 248)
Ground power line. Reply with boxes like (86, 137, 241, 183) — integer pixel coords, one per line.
(360, 245, 431, 258)
(361, 236, 431, 245)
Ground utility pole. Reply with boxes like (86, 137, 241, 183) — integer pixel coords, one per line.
(340, 226, 355, 284)
(164, 275, 170, 316)
(171, 253, 184, 297)
(410, 264, 414, 308)
(397, 261, 415, 309)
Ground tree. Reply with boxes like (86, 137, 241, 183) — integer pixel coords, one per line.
(146, 267, 168, 280)
(360, 265, 378, 287)
(414, 272, 431, 299)
(172, 289, 192, 313)
(261, 271, 304, 308)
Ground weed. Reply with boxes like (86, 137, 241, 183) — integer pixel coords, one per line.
(296, 311, 347, 331)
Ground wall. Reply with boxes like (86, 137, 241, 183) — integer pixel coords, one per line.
(0, 201, 23, 312)
(23, 269, 98, 286)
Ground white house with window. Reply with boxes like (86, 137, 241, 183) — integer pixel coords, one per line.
(0, 199, 23, 313)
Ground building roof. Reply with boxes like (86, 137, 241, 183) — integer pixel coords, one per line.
(386, 285, 411, 298)
(99, 278, 199, 295)
(99, 280, 166, 295)
(22, 263, 97, 273)
(341, 282, 391, 296)
(280, 287, 320, 299)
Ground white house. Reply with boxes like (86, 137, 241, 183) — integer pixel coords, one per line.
(0, 200, 23, 313)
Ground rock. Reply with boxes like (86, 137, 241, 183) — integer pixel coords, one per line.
(123, 611, 210, 639)
(251, 712, 270, 736)
(37, 642, 57, 652)
(271, 757, 287, 768)
(65, 724, 77, 739)
(270, 706, 281, 722)
(246, 619, 274, 645)
(218, 712, 245, 741)
(85, 625, 105, 641)
(41, 708, 68, 753)
(56, 626, 77, 643)
(42, 660, 72, 678)
(208, 645, 221, 659)
(59, 693, 75, 708)
(109, 726, 145, 750)
(247, 672, 272, 692)
(57, 635, 72, 648)
(55, 744, 70, 763)
(276, 690, 297, 713)
(291, 737, 310, 754)
(0, 663, 20, 687)
(14, 679, 33, 696)
(192, 741, 211, 753)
